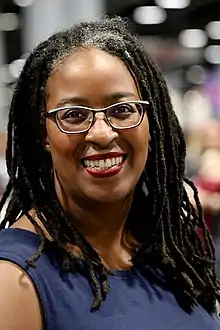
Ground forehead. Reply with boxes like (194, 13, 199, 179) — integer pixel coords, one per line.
(46, 48, 139, 106)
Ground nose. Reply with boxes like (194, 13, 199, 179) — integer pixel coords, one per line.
(85, 113, 118, 147)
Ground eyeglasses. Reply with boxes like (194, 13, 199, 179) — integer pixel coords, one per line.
(46, 100, 149, 134)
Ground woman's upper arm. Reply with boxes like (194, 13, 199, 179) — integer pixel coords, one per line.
(0, 260, 43, 330)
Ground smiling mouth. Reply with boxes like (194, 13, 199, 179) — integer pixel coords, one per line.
(81, 155, 127, 178)
(82, 156, 126, 170)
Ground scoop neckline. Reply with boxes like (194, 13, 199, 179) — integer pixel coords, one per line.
(3, 227, 139, 279)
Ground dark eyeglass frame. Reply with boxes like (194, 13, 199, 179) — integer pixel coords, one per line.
(46, 100, 149, 134)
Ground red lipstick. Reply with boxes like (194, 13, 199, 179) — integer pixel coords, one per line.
(82, 152, 127, 178)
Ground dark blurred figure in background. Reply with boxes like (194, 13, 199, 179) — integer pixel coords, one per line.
(187, 119, 220, 275)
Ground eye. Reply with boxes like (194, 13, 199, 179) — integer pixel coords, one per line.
(110, 103, 135, 117)
(59, 107, 88, 123)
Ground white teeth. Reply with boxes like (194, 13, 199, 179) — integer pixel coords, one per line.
(83, 156, 124, 169)
(99, 160, 105, 169)
(90, 161, 95, 168)
(105, 159, 112, 168)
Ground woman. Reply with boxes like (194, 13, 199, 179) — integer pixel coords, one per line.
(0, 17, 219, 330)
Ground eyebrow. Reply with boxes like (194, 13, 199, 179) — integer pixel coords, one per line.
(55, 92, 138, 108)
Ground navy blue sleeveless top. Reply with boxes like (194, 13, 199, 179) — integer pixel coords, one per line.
(0, 228, 220, 330)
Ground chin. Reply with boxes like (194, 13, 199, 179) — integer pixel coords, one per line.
(83, 185, 133, 204)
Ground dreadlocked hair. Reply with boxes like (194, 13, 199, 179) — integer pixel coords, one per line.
(0, 16, 219, 313)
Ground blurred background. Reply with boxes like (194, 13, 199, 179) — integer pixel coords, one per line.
(0, 0, 220, 270)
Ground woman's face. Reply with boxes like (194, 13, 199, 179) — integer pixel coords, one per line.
(45, 48, 150, 203)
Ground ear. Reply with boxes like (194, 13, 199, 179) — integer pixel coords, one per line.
(43, 135, 50, 152)
(45, 143, 50, 152)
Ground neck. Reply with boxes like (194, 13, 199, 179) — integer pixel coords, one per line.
(64, 193, 131, 247)
(56, 183, 137, 269)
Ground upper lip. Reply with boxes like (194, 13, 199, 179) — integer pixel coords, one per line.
(82, 152, 126, 161)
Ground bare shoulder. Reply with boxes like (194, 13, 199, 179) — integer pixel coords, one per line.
(0, 260, 43, 330)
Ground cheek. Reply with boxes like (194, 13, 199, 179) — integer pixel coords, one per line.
(46, 121, 82, 163)
(124, 116, 149, 172)
(128, 116, 149, 167)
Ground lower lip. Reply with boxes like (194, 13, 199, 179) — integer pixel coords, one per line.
(83, 161, 125, 178)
